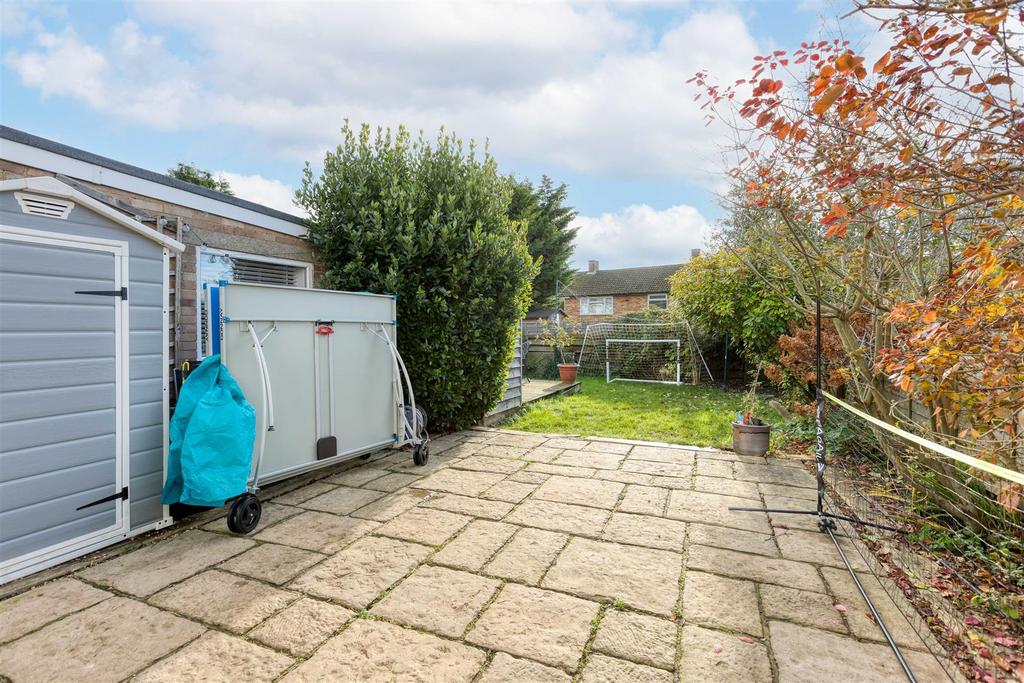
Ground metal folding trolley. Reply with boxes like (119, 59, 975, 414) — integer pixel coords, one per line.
(206, 282, 428, 533)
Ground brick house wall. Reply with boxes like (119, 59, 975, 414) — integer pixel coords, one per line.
(0, 159, 316, 371)
(563, 293, 661, 323)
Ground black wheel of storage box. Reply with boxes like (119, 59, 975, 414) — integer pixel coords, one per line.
(413, 442, 430, 466)
(227, 493, 262, 534)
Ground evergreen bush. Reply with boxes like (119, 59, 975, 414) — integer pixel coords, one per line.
(297, 124, 536, 431)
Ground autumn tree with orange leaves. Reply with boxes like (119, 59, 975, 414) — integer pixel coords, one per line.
(692, 1, 1022, 484)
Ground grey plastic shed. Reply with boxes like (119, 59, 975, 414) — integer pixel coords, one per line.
(0, 176, 185, 583)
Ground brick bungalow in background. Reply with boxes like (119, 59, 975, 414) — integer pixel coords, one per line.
(563, 259, 688, 323)
(0, 126, 316, 393)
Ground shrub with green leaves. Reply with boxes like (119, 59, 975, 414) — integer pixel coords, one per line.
(297, 124, 536, 431)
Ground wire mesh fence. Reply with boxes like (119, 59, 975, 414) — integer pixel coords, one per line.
(820, 392, 1024, 682)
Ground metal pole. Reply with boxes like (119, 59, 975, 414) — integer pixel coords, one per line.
(826, 526, 917, 682)
(723, 333, 729, 384)
(815, 281, 826, 520)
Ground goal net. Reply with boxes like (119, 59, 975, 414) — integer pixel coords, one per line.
(578, 321, 713, 385)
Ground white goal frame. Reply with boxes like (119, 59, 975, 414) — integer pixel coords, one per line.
(605, 338, 681, 385)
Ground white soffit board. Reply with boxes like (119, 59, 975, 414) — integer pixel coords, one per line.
(1, 137, 306, 237)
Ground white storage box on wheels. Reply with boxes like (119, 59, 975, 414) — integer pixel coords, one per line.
(206, 281, 428, 532)
(0, 177, 184, 584)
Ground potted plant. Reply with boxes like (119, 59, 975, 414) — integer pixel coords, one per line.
(733, 364, 772, 456)
(540, 320, 581, 384)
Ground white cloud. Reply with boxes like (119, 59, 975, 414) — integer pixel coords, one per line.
(4, 20, 198, 129)
(573, 203, 710, 270)
(4, 4, 759, 181)
(217, 171, 305, 217)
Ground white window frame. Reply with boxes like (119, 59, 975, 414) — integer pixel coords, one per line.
(648, 293, 669, 309)
(580, 295, 614, 316)
(195, 247, 313, 359)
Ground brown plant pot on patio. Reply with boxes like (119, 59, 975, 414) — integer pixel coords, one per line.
(558, 363, 579, 384)
(732, 421, 771, 457)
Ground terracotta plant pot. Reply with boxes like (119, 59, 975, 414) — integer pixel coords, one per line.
(732, 421, 771, 457)
(557, 363, 578, 384)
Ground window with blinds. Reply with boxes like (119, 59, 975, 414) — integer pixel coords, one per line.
(197, 249, 309, 357)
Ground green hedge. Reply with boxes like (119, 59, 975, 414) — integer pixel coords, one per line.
(297, 124, 535, 431)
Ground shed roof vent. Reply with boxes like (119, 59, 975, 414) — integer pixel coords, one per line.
(15, 192, 74, 219)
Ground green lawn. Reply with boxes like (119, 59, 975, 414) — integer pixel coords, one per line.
(505, 377, 782, 450)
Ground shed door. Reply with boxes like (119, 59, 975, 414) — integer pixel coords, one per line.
(0, 226, 128, 582)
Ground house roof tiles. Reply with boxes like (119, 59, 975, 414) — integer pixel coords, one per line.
(569, 263, 681, 296)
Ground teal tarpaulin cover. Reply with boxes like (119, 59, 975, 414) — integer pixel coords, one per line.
(162, 355, 256, 507)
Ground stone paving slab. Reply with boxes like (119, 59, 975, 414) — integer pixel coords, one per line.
(601, 512, 686, 551)
(454, 455, 527, 474)
(542, 537, 682, 616)
(618, 484, 669, 515)
(376, 506, 471, 546)
(433, 520, 518, 572)
(533, 475, 624, 508)
(687, 523, 779, 557)
(417, 468, 507, 496)
(687, 544, 826, 592)
(301, 484, 386, 514)
(283, 618, 486, 682)
(423, 491, 514, 519)
(481, 479, 537, 503)
(0, 428, 957, 683)
(325, 465, 390, 487)
(553, 450, 624, 470)
(349, 487, 432, 521)
(522, 446, 566, 463)
(592, 608, 677, 670)
(270, 480, 336, 505)
(133, 630, 292, 683)
(666, 490, 773, 534)
(0, 577, 109, 644)
(775, 528, 869, 570)
(78, 529, 254, 597)
(484, 527, 567, 584)
(505, 498, 610, 536)
(679, 623, 773, 683)
(149, 569, 298, 633)
(760, 583, 848, 633)
(683, 570, 762, 636)
(248, 597, 353, 656)
(584, 440, 633, 455)
(770, 620, 948, 683)
(478, 652, 571, 683)
(371, 565, 500, 637)
(218, 543, 326, 584)
(527, 462, 598, 478)
(821, 566, 928, 650)
(289, 535, 432, 607)
(0, 597, 205, 683)
(253, 510, 379, 553)
(581, 653, 673, 683)
(467, 583, 599, 670)
(628, 445, 696, 464)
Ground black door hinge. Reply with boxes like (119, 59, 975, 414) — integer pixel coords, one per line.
(77, 486, 128, 510)
(74, 287, 127, 300)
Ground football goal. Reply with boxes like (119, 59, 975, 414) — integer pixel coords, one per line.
(578, 321, 713, 385)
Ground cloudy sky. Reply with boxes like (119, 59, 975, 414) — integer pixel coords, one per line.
(1, 0, 855, 269)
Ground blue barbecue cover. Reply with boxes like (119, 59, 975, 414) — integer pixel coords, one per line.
(162, 355, 256, 507)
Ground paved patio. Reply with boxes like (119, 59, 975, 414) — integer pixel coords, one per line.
(0, 429, 950, 682)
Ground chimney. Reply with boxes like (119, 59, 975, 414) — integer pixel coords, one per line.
(587, 260, 599, 274)
(690, 248, 702, 259)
